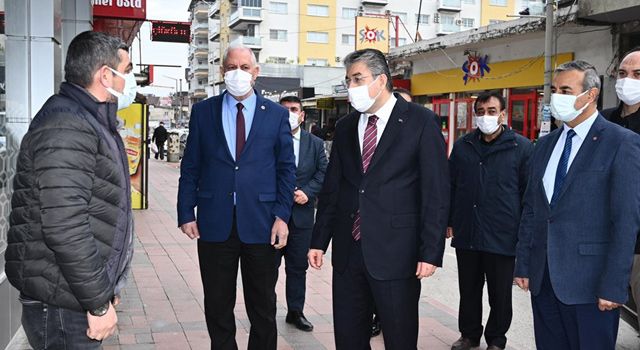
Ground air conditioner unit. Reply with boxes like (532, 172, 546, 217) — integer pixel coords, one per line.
(455, 19, 463, 25)
(433, 13, 440, 23)
(335, 56, 341, 63)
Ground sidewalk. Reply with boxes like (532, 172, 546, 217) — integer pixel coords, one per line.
(99, 158, 462, 350)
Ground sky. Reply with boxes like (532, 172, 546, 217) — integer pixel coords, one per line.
(132, 0, 192, 97)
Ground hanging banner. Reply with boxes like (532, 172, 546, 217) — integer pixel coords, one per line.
(355, 16, 389, 54)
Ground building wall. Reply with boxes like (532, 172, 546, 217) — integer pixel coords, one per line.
(298, 0, 337, 67)
(480, 0, 516, 25)
(259, 0, 300, 64)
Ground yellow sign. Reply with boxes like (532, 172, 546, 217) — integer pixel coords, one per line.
(118, 103, 148, 210)
(411, 53, 574, 96)
(355, 16, 389, 53)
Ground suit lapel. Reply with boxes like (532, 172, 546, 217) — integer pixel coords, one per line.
(212, 94, 234, 163)
(297, 131, 310, 176)
(240, 94, 267, 160)
(342, 112, 363, 173)
(366, 98, 408, 173)
(553, 115, 605, 205)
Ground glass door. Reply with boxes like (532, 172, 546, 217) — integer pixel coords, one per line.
(508, 90, 539, 140)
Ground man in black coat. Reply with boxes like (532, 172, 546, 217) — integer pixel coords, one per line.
(309, 49, 449, 349)
(152, 121, 168, 160)
(448, 91, 533, 350)
(602, 47, 640, 331)
(276, 96, 328, 332)
(5, 31, 135, 347)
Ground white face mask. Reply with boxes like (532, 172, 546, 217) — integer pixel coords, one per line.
(348, 76, 382, 113)
(550, 90, 590, 123)
(289, 111, 301, 131)
(224, 69, 254, 97)
(616, 78, 640, 106)
(106, 67, 138, 110)
(475, 115, 501, 135)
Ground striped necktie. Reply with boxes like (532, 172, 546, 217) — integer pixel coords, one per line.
(352, 115, 379, 241)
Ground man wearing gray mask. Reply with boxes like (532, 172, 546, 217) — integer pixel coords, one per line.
(603, 47, 640, 331)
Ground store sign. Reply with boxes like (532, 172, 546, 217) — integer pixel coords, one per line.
(151, 21, 190, 43)
(462, 53, 490, 85)
(92, 0, 146, 20)
(355, 16, 389, 54)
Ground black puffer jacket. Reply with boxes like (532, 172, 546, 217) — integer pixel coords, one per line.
(5, 82, 133, 312)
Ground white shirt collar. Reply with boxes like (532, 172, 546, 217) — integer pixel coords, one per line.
(292, 128, 301, 140)
(363, 94, 397, 122)
(562, 110, 598, 140)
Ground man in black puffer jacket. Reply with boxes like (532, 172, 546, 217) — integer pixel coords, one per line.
(5, 31, 135, 348)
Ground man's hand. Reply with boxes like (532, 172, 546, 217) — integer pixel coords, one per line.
(308, 249, 324, 269)
(514, 277, 529, 292)
(416, 262, 437, 279)
(294, 190, 309, 205)
(598, 298, 621, 311)
(271, 217, 288, 249)
(446, 227, 454, 239)
(112, 295, 121, 308)
(86, 302, 117, 341)
(180, 221, 200, 240)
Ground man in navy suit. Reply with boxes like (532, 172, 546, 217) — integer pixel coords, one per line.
(276, 96, 328, 332)
(515, 60, 640, 349)
(177, 44, 296, 350)
(309, 49, 449, 349)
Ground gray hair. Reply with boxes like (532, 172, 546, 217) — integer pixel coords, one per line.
(554, 60, 601, 92)
(222, 43, 258, 67)
(65, 31, 128, 88)
(343, 49, 393, 92)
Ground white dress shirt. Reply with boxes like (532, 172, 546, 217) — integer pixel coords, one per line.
(542, 110, 599, 203)
(292, 128, 300, 167)
(358, 94, 397, 153)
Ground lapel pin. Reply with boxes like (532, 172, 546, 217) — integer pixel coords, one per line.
(261, 105, 266, 110)
(593, 136, 598, 141)
(398, 118, 404, 123)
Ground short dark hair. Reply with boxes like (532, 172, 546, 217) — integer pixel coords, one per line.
(279, 95, 302, 109)
(65, 31, 129, 88)
(474, 91, 506, 112)
(393, 87, 412, 97)
(554, 60, 601, 92)
(343, 49, 393, 92)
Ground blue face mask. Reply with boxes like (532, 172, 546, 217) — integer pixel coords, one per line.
(106, 67, 138, 110)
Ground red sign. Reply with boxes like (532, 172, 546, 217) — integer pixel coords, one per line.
(92, 0, 146, 20)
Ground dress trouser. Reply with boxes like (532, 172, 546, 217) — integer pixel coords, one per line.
(198, 213, 278, 350)
(332, 239, 421, 350)
(275, 220, 312, 312)
(629, 254, 640, 330)
(456, 249, 515, 348)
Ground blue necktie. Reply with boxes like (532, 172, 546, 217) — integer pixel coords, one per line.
(550, 129, 576, 208)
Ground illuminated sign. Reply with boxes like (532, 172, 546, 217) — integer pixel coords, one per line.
(462, 53, 491, 85)
(355, 16, 389, 53)
(92, 0, 146, 20)
(151, 21, 190, 43)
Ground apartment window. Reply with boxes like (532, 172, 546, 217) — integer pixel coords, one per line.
(307, 31, 329, 43)
(416, 14, 430, 25)
(462, 0, 475, 4)
(269, 29, 287, 41)
(342, 7, 358, 19)
(270, 56, 287, 64)
(269, 1, 287, 14)
(489, 0, 507, 6)
(241, 0, 261, 7)
(308, 4, 329, 17)
(342, 34, 355, 45)
(390, 37, 407, 48)
(441, 14, 455, 25)
(489, 19, 505, 24)
(391, 12, 407, 24)
(198, 80, 205, 85)
(462, 18, 474, 27)
(307, 58, 328, 66)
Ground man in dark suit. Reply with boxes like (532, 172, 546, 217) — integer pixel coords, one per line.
(177, 44, 296, 350)
(308, 48, 450, 349)
(152, 121, 168, 160)
(515, 60, 640, 349)
(276, 96, 328, 332)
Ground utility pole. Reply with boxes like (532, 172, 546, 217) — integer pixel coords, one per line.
(179, 78, 183, 125)
(540, 0, 555, 136)
(220, 0, 230, 76)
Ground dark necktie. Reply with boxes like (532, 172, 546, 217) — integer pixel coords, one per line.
(352, 115, 379, 241)
(550, 129, 576, 208)
(236, 102, 245, 160)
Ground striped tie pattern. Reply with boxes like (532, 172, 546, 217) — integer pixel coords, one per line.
(352, 115, 379, 241)
(550, 129, 576, 208)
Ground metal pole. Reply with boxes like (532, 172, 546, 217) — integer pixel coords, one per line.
(415, 0, 423, 42)
(543, 0, 554, 105)
(179, 79, 183, 125)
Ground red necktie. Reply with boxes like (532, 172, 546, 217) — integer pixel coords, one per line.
(352, 115, 379, 241)
(236, 103, 245, 160)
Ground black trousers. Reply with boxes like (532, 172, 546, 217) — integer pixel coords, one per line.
(333, 240, 420, 350)
(155, 141, 165, 160)
(198, 215, 277, 350)
(456, 249, 515, 349)
(275, 220, 312, 312)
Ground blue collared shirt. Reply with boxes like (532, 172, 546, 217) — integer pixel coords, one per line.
(222, 91, 257, 161)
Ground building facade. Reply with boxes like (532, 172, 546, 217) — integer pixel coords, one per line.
(188, 1, 211, 105)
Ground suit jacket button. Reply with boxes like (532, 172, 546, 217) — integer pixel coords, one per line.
(360, 189, 365, 194)
(235, 166, 239, 170)
(350, 213, 355, 219)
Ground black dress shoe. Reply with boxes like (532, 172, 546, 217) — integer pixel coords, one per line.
(486, 346, 504, 350)
(451, 336, 479, 350)
(370, 315, 381, 337)
(286, 311, 314, 332)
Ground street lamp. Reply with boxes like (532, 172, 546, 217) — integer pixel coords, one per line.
(163, 75, 184, 126)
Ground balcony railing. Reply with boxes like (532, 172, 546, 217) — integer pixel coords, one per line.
(209, 1, 220, 18)
(437, 22, 461, 34)
(229, 6, 262, 28)
(231, 35, 262, 48)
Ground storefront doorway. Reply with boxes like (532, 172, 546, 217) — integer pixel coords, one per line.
(508, 89, 540, 140)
